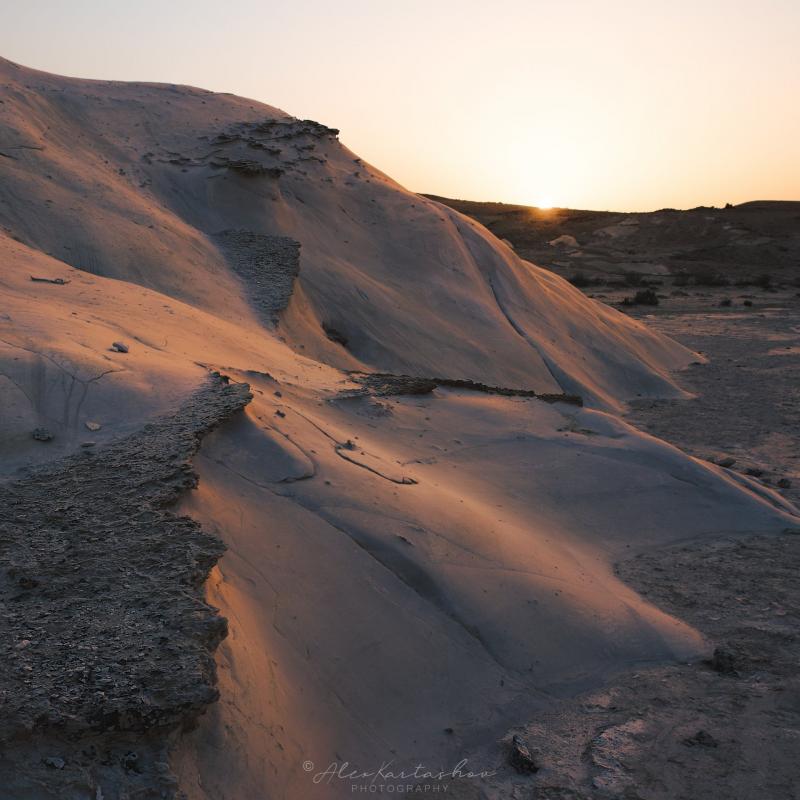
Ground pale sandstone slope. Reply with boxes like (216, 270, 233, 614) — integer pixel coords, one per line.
(1, 55, 692, 410)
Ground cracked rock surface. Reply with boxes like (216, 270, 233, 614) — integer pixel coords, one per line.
(0, 373, 251, 799)
(213, 230, 301, 326)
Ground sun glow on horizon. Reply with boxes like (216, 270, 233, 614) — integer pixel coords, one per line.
(1, 1, 798, 211)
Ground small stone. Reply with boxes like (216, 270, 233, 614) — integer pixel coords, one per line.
(508, 734, 539, 774)
(111, 341, 129, 353)
(85, 421, 102, 431)
(31, 427, 53, 442)
(43, 756, 65, 769)
(717, 457, 736, 468)
(777, 478, 792, 489)
(81, 442, 96, 448)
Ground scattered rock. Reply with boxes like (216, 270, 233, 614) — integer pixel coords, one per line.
(111, 341, 129, 353)
(508, 734, 539, 774)
(31, 427, 53, 442)
(43, 757, 65, 770)
(717, 456, 736, 468)
(85, 421, 102, 432)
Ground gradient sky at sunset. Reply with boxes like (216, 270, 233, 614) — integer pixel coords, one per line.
(2, 0, 798, 210)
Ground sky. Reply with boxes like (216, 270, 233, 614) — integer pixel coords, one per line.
(1, 0, 798, 211)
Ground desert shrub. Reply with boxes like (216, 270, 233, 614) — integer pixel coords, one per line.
(754, 273, 773, 289)
(743, 299, 753, 307)
(622, 288, 660, 306)
(693, 269, 730, 287)
(568, 272, 594, 288)
(624, 271, 643, 287)
(719, 298, 732, 307)
(673, 271, 690, 287)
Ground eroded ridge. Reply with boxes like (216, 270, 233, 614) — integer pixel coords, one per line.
(344, 371, 583, 405)
(0, 373, 251, 799)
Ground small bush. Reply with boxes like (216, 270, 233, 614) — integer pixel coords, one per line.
(622, 288, 660, 306)
(568, 272, 594, 288)
(693, 270, 730, 287)
(719, 298, 732, 307)
(673, 271, 690, 287)
(743, 299, 753, 307)
(624, 271, 643, 287)
(754, 273, 773, 289)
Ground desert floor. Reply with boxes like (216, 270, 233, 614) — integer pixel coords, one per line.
(461, 286, 800, 799)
